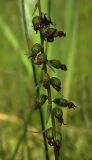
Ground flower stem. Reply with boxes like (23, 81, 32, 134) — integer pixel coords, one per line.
(38, 0, 58, 159)
(20, 1, 50, 160)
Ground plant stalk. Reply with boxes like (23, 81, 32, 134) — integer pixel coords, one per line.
(38, 0, 58, 159)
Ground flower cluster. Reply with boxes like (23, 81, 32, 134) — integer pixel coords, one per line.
(46, 127, 62, 152)
(32, 13, 66, 42)
(29, 11, 76, 154)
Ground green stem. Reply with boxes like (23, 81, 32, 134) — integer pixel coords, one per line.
(37, 1, 50, 160)
(38, 0, 58, 159)
(22, 1, 49, 160)
(47, 87, 58, 160)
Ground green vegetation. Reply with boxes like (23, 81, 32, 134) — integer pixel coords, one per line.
(0, 0, 92, 160)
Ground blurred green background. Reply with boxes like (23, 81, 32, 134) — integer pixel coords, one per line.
(0, 0, 92, 160)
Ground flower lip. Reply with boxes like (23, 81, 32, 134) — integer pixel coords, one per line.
(68, 102, 76, 109)
(61, 64, 67, 71)
(58, 31, 66, 37)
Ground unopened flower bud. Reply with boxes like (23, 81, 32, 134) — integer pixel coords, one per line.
(53, 107, 64, 124)
(29, 43, 42, 60)
(50, 77, 61, 91)
(36, 54, 47, 65)
(46, 127, 54, 146)
(42, 73, 50, 89)
(35, 94, 48, 109)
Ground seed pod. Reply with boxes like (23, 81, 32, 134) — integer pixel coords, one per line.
(29, 43, 42, 60)
(42, 73, 50, 89)
(32, 16, 40, 31)
(36, 53, 47, 65)
(49, 60, 61, 69)
(49, 60, 67, 71)
(35, 94, 48, 109)
(46, 127, 54, 146)
(54, 132, 62, 151)
(53, 98, 68, 107)
(50, 77, 61, 91)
